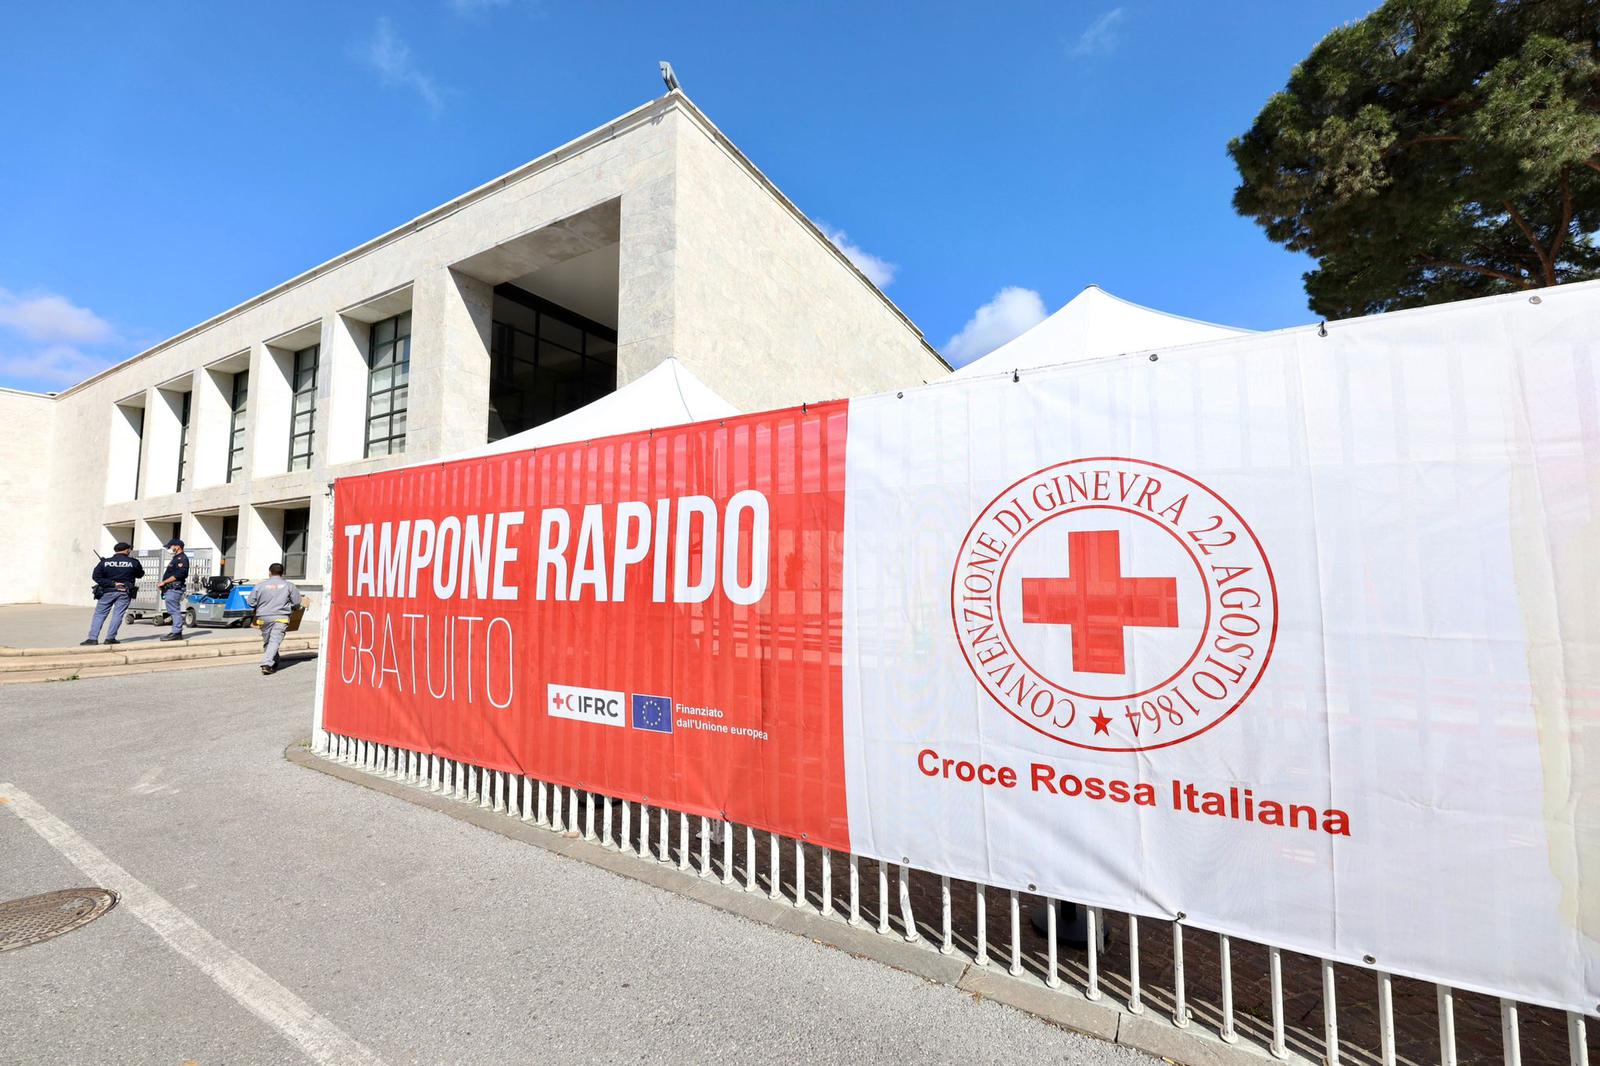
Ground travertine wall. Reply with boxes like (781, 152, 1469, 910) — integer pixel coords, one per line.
(668, 111, 948, 410)
(0, 388, 57, 603)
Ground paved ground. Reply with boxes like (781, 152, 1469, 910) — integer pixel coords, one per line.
(0, 662, 1154, 1065)
(0, 603, 276, 651)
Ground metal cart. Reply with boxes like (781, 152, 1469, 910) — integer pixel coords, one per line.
(126, 547, 215, 629)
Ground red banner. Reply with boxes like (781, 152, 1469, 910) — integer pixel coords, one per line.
(322, 401, 852, 850)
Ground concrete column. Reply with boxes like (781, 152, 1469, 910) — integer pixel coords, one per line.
(325, 315, 370, 467)
(615, 174, 678, 388)
(300, 487, 334, 624)
(308, 487, 333, 587)
(105, 402, 145, 505)
(306, 317, 337, 477)
(408, 265, 493, 457)
(188, 513, 224, 568)
(192, 368, 232, 489)
(102, 524, 135, 555)
(136, 519, 176, 551)
(238, 504, 283, 582)
(145, 384, 188, 498)
(251, 342, 294, 478)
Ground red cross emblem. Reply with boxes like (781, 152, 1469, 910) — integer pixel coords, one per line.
(1019, 529, 1179, 675)
(951, 458, 1276, 752)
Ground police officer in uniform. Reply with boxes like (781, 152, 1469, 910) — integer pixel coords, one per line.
(158, 538, 190, 641)
(82, 541, 144, 646)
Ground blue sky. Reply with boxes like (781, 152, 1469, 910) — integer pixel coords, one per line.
(0, 1, 1377, 393)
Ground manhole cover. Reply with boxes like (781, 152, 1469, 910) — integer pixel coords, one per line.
(0, 888, 117, 952)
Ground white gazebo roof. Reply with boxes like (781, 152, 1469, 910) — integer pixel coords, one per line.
(952, 285, 1248, 378)
(446, 357, 740, 461)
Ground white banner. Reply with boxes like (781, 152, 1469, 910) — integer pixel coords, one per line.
(841, 284, 1599, 1012)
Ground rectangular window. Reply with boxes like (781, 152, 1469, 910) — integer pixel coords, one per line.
(281, 507, 310, 580)
(488, 287, 618, 442)
(364, 313, 410, 458)
(288, 345, 319, 471)
(220, 515, 239, 575)
(227, 372, 248, 483)
(175, 392, 192, 492)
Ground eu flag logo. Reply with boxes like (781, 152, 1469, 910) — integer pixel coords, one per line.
(632, 693, 673, 734)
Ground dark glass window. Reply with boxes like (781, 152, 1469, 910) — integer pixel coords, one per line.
(220, 515, 239, 575)
(289, 345, 319, 471)
(227, 371, 248, 483)
(487, 287, 617, 442)
(281, 508, 309, 580)
(175, 392, 192, 492)
(364, 313, 410, 457)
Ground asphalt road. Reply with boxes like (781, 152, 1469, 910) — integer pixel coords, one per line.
(0, 660, 1154, 1065)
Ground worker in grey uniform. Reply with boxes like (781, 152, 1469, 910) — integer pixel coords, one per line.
(247, 563, 303, 675)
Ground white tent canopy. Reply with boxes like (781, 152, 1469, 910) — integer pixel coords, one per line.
(443, 357, 739, 462)
(952, 285, 1248, 378)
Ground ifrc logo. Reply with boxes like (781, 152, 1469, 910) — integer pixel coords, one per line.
(547, 683, 626, 728)
(950, 457, 1277, 752)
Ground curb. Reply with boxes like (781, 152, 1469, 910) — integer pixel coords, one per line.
(0, 647, 319, 685)
(0, 634, 316, 658)
(288, 740, 1312, 1066)
(0, 633, 319, 658)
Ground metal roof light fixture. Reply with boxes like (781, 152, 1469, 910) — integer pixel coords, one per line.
(659, 61, 681, 92)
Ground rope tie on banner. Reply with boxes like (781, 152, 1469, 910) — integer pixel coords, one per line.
(1318, 321, 1328, 337)
(1012, 369, 1019, 382)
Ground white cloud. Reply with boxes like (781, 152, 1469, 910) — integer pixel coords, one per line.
(0, 343, 115, 391)
(0, 288, 122, 391)
(0, 288, 113, 344)
(818, 223, 898, 289)
(359, 17, 443, 113)
(1068, 7, 1126, 58)
(943, 287, 1048, 365)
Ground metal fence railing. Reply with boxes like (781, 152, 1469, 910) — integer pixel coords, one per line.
(316, 734, 1596, 1066)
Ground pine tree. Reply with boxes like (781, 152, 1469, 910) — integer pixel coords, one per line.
(1230, 0, 1600, 317)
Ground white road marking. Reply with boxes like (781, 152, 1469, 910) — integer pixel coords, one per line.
(0, 783, 386, 1066)
(130, 767, 179, 795)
